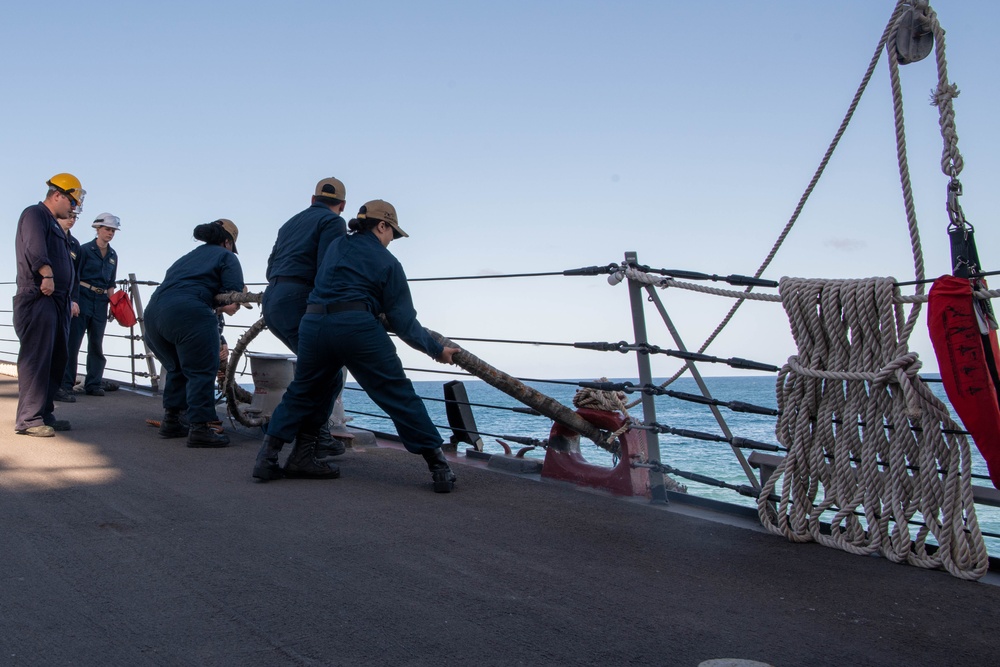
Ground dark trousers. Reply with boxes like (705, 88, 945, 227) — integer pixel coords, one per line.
(63, 294, 109, 392)
(13, 291, 70, 431)
(267, 312, 441, 453)
(263, 281, 339, 429)
(144, 300, 220, 423)
(262, 281, 309, 352)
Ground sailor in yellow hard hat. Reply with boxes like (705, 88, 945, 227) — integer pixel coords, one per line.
(12, 173, 86, 436)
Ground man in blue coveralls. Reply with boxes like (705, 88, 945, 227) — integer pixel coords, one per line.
(61, 212, 121, 398)
(52, 207, 83, 403)
(262, 177, 349, 463)
(13, 173, 86, 436)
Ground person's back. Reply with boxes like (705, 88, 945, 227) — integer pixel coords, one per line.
(144, 219, 244, 448)
(311, 229, 439, 357)
(263, 177, 347, 352)
(153, 243, 242, 311)
(265, 201, 346, 283)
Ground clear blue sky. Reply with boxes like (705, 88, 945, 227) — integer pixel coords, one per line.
(3, 1, 998, 380)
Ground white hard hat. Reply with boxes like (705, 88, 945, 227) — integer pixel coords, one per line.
(93, 212, 121, 230)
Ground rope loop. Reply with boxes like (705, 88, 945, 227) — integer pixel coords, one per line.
(871, 351, 922, 388)
(760, 276, 988, 579)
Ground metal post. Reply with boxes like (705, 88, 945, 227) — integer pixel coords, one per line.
(624, 252, 668, 504)
(128, 273, 159, 392)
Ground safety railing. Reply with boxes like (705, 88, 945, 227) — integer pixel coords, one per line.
(3, 255, 999, 569)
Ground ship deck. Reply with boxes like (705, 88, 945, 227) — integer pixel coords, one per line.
(2, 373, 998, 667)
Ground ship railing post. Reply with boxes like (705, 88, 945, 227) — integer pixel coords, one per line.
(642, 285, 762, 491)
(128, 273, 159, 393)
(624, 252, 669, 504)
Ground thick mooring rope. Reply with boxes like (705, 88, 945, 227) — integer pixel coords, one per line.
(224, 315, 268, 427)
(759, 277, 988, 579)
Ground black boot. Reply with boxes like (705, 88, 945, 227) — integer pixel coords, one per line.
(252, 435, 286, 481)
(187, 422, 230, 448)
(314, 428, 347, 461)
(159, 409, 189, 439)
(284, 432, 339, 479)
(422, 448, 456, 493)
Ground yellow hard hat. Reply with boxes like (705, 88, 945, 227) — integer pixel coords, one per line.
(46, 173, 86, 207)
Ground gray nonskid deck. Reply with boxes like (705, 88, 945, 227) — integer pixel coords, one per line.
(1, 375, 997, 667)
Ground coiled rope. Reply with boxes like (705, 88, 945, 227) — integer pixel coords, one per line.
(759, 277, 987, 579)
(572, 378, 633, 448)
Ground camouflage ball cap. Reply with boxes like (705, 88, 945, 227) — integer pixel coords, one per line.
(315, 177, 346, 201)
(215, 218, 239, 254)
(358, 200, 408, 238)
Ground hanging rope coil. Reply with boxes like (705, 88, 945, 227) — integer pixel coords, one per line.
(759, 277, 988, 579)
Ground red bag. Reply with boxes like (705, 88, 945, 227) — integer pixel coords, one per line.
(928, 275, 1000, 489)
(109, 290, 138, 327)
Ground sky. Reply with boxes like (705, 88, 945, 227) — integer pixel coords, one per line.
(3, 1, 998, 382)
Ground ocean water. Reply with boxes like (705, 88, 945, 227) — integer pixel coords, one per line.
(339, 375, 1000, 555)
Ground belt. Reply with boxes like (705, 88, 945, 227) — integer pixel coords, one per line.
(272, 276, 313, 287)
(305, 302, 370, 314)
(80, 281, 107, 295)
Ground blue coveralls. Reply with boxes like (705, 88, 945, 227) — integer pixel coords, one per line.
(63, 238, 118, 392)
(266, 230, 445, 454)
(262, 201, 346, 351)
(13, 203, 76, 431)
(262, 202, 346, 433)
(144, 244, 244, 423)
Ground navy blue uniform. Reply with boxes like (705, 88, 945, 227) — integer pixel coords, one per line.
(262, 201, 346, 351)
(144, 245, 244, 423)
(63, 238, 118, 392)
(13, 203, 76, 431)
(67, 232, 81, 305)
(266, 230, 445, 453)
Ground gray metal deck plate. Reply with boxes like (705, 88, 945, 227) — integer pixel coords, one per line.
(1, 375, 997, 666)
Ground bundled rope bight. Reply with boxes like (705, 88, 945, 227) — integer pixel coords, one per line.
(762, 277, 988, 579)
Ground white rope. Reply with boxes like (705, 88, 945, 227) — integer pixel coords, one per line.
(924, 4, 964, 181)
(572, 379, 634, 446)
(886, 9, 927, 344)
(612, 266, 1000, 305)
(758, 277, 988, 579)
